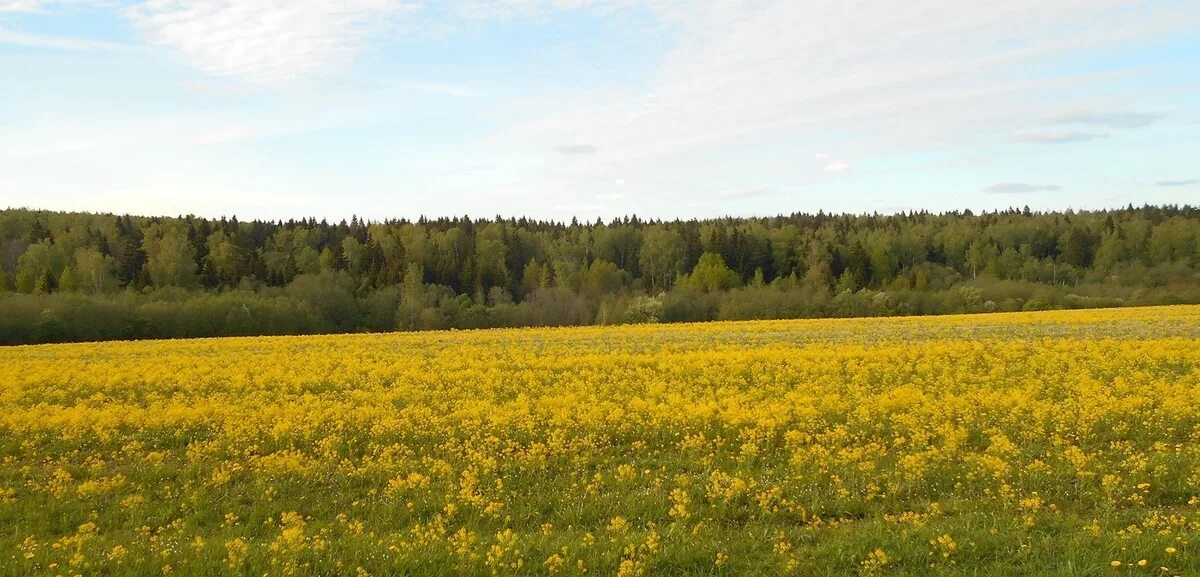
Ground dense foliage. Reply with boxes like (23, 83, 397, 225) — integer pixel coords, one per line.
(2, 306, 1199, 576)
(1, 205, 1199, 344)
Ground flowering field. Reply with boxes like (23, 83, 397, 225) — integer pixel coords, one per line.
(2, 307, 1200, 576)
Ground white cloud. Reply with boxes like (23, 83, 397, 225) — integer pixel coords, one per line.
(125, 0, 417, 83)
(0, 25, 137, 50)
(1012, 130, 1109, 144)
(1006, 110, 1163, 144)
(814, 153, 850, 172)
(553, 144, 598, 155)
(1156, 179, 1198, 187)
(2, 0, 109, 12)
(509, 0, 1198, 176)
(405, 80, 479, 97)
(982, 183, 1062, 194)
(189, 124, 259, 146)
(1048, 111, 1163, 128)
(550, 203, 601, 213)
(4, 0, 1199, 219)
(0, 0, 62, 12)
(448, 0, 654, 21)
(716, 187, 771, 199)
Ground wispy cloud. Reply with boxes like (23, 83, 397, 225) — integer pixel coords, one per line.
(553, 144, 597, 155)
(0, 25, 137, 51)
(4, 0, 1198, 219)
(125, 0, 417, 83)
(1012, 131, 1108, 144)
(717, 187, 771, 200)
(982, 183, 1062, 194)
(510, 0, 1196, 177)
(2, 0, 113, 13)
(1049, 111, 1163, 128)
(1010, 110, 1161, 145)
(0, 0, 65, 12)
(1156, 179, 1198, 187)
(188, 124, 260, 146)
(405, 80, 479, 97)
(550, 203, 601, 214)
(814, 153, 850, 172)
(178, 79, 254, 96)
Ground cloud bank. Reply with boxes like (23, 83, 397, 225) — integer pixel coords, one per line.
(125, 0, 416, 82)
(1049, 111, 1163, 128)
(982, 183, 1062, 194)
(1012, 131, 1109, 144)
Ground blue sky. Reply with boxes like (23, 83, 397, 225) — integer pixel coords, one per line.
(1, 0, 1198, 222)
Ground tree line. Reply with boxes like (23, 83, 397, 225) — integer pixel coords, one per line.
(1, 205, 1198, 344)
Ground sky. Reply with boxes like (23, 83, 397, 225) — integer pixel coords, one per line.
(1, 0, 1198, 222)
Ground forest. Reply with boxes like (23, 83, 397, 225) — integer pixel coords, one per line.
(1, 205, 1198, 344)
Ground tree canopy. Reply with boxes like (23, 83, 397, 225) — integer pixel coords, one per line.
(1, 205, 1199, 344)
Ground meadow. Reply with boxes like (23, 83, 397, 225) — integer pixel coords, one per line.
(2, 306, 1199, 576)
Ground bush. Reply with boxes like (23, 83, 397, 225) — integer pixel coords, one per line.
(622, 295, 664, 324)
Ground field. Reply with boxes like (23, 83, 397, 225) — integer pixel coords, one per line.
(2, 307, 1200, 576)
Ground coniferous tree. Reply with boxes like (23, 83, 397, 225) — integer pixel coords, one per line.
(0, 205, 1198, 344)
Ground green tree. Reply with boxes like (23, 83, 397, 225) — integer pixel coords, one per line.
(639, 228, 686, 291)
(148, 230, 198, 288)
(73, 248, 117, 294)
(396, 262, 428, 330)
(296, 246, 321, 275)
(15, 241, 60, 294)
(966, 240, 997, 279)
(1061, 228, 1098, 268)
(1148, 217, 1198, 264)
(58, 266, 78, 292)
(688, 253, 740, 293)
(285, 272, 359, 331)
(433, 228, 471, 291)
(341, 236, 364, 279)
(319, 247, 336, 272)
(205, 231, 248, 287)
(622, 295, 664, 323)
(802, 241, 833, 289)
(580, 259, 623, 299)
(520, 259, 550, 300)
(594, 225, 641, 274)
(474, 223, 509, 294)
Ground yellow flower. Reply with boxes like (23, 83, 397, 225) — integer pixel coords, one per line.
(607, 516, 629, 533)
(0, 305, 1197, 576)
(544, 553, 566, 574)
(862, 548, 890, 573)
(225, 537, 248, 567)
